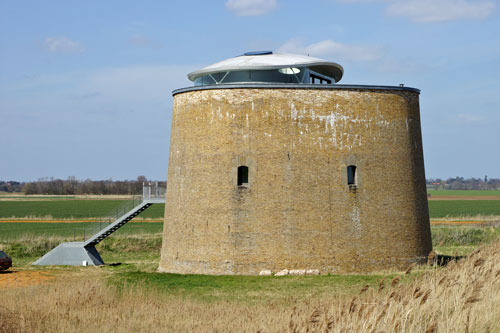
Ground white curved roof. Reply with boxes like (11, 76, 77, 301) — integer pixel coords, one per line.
(188, 52, 344, 83)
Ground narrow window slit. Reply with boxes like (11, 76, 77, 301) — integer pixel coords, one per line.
(347, 165, 357, 185)
(238, 166, 249, 186)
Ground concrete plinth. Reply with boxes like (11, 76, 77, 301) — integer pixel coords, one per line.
(33, 242, 104, 266)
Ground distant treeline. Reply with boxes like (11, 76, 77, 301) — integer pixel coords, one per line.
(427, 177, 500, 190)
(1, 176, 499, 194)
(0, 181, 24, 193)
(0, 176, 166, 195)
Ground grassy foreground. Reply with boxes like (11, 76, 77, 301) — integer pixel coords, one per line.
(2, 240, 500, 331)
(1, 225, 500, 331)
(2, 193, 499, 331)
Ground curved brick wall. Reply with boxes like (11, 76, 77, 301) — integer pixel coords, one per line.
(159, 86, 432, 275)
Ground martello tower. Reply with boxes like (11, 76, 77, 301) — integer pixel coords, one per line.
(159, 51, 432, 275)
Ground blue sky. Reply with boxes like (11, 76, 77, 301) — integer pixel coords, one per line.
(1, 0, 499, 181)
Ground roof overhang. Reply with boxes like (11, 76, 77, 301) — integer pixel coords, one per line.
(187, 53, 344, 83)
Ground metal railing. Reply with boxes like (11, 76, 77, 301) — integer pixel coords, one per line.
(142, 181, 166, 201)
(73, 182, 165, 241)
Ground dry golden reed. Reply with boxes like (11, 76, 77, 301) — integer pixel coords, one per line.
(2, 241, 500, 332)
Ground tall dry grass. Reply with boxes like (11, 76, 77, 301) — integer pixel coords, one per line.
(0, 235, 64, 258)
(287, 247, 500, 332)
(2, 241, 500, 332)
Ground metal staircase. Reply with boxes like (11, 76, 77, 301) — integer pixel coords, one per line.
(33, 182, 165, 266)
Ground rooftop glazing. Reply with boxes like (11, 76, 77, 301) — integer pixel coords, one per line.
(188, 52, 344, 86)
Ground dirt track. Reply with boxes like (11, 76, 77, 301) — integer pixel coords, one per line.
(430, 220, 489, 226)
(0, 270, 55, 288)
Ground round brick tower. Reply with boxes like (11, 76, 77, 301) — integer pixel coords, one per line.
(159, 51, 432, 275)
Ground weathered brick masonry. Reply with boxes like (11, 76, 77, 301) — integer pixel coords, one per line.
(159, 86, 432, 274)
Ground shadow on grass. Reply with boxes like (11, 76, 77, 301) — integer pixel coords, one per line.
(0, 270, 14, 274)
(436, 254, 465, 266)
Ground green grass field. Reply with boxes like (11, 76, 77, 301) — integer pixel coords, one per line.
(2, 222, 498, 259)
(428, 200, 500, 218)
(0, 200, 165, 219)
(427, 190, 500, 196)
(110, 270, 392, 302)
(0, 200, 125, 218)
(0, 222, 163, 241)
(1, 199, 499, 220)
(0, 194, 498, 264)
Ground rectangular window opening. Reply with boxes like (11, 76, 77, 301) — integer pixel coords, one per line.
(238, 166, 249, 186)
(347, 165, 357, 185)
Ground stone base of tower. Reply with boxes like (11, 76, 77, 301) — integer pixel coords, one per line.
(158, 255, 430, 275)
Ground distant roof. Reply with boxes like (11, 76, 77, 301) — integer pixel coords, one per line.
(188, 52, 344, 83)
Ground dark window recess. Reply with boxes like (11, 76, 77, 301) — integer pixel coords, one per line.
(310, 74, 332, 84)
(238, 166, 249, 186)
(347, 165, 357, 185)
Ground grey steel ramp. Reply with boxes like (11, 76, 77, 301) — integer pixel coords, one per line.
(33, 242, 104, 266)
(32, 182, 165, 267)
(32, 202, 154, 266)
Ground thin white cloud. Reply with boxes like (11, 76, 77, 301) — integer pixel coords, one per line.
(337, 0, 496, 22)
(225, 0, 278, 16)
(0, 64, 198, 180)
(128, 33, 151, 46)
(82, 65, 193, 102)
(44, 37, 85, 53)
(1, 64, 197, 113)
(386, 0, 496, 22)
(457, 113, 485, 123)
(277, 38, 383, 62)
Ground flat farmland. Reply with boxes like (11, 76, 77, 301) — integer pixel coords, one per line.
(428, 190, 500, 201)
(0, 222, 163, 241)
(427, 190, 500, 197)
(428, 200, 500, 218)
(0, 200, 165, 220)
(426, 190, 500, 219)
(1, 195, 499, 221)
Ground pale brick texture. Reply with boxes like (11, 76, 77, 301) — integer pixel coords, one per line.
(159, 87, 432, 275)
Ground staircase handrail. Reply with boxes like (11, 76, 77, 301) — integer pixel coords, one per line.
(74, 182, 165, 241)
